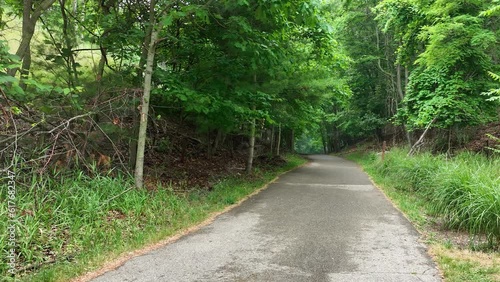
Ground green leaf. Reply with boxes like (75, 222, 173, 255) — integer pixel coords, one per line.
(0, 75, 17, 84)
(10, 106, 22, 115)
(178, 94, 187, 101)
(163, 15, 174, 27)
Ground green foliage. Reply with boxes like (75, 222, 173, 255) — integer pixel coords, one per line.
(374, 0, 427, 64)
(376, 0, 500, 131)
(354, 148, 500, 246)
(430, 153, 499, 241)
(416, 14, 495, 69)
(400, 67, 497, 128)
(325, 1, 392, 148)
(0, 40, 23, 97)
(482, 72, 500, 102)
(480, 0, 500, 16)
(295, 127, 324, 154)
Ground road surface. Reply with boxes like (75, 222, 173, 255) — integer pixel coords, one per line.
(93, 155, 441, 282)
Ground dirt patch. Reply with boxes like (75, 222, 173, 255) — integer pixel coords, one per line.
(141, 119, 288, 191)
(465, 122, 500, 153)
(254, 155, 287, 168)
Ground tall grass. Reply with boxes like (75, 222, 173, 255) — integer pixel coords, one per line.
(349, 148, 500, 247)
(0, 154, 306, 281)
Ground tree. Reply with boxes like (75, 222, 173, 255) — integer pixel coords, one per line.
(8, 0, 57, 78)
(134, 0, 161, 188)
(397, 0, 498, 131)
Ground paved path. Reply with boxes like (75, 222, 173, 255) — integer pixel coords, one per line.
(93, 155, 441, 282)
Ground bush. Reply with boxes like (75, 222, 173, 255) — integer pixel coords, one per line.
(375, 148, 441, 192)
(430, 153, 500, 242)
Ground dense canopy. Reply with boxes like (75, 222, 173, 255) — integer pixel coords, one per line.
(1, 0, 499, 184)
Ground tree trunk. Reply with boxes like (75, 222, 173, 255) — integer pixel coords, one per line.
(397, 64, 412, 147)
(321, 123, 327, 154)
(207, 130, 212, 157)
(213, 129, 223, 155)
(136, 8, 155, 84)
(19, 44, 31, 90)
(405, 66, 409, 89)
(408, 117, 436, 156)
(246, 73, 258, 174)
(128, 103, 139, 168)
(8, 0, 57, 76)
(246, 108, 256, 175)
(396, 64, 404, 101)
(270, 125, 274, 155)
(276, 123, 281, 156)
(59, 0, 78, 88)
(134, 25, 159, 188)
(290, 129, 295, 154)
(97, 53, 106, 81)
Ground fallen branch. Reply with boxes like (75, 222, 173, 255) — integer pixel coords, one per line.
(101, 185, 135, 206)
(47, 112, 93, 134)
(408, 117, 437, 156)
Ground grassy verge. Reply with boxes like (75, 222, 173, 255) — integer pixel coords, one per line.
(0, 154, 306, 282)
(346, 148, 499, 282)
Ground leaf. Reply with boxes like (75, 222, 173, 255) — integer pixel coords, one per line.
(237, 0, 249, 6)
(0, 75, 17, 84)
(10, 106, 22, 115)
(177, 94, 187, 101)
(163, 15, 174, 27)
(234, 42, 246, 51)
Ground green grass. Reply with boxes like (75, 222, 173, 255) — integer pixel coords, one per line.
(347, 148, 500, 245)
(0, 154, 306, 281)
(346, 148, 500, 281)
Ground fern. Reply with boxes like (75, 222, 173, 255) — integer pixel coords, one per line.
(480, 1, 500, 17)
(482, 72, 500, 102)
(486, 134, 500, 154)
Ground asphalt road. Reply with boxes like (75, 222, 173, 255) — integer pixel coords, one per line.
(93, 155, 441, 282)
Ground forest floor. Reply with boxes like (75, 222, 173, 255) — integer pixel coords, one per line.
(465, 121, 500, 153)
(135, 118, 287, 191)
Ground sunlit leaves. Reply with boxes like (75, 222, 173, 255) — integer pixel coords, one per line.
(482, 72, 500, 102)
(0, 40, 24, 98)
(416, 15, 495, 69)
(480, 0, 500, 16)
(401, 67, 497, 129)
(375, 0, 499, 130)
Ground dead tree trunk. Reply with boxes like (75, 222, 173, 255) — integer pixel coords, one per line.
(408, 117, 436, 156)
